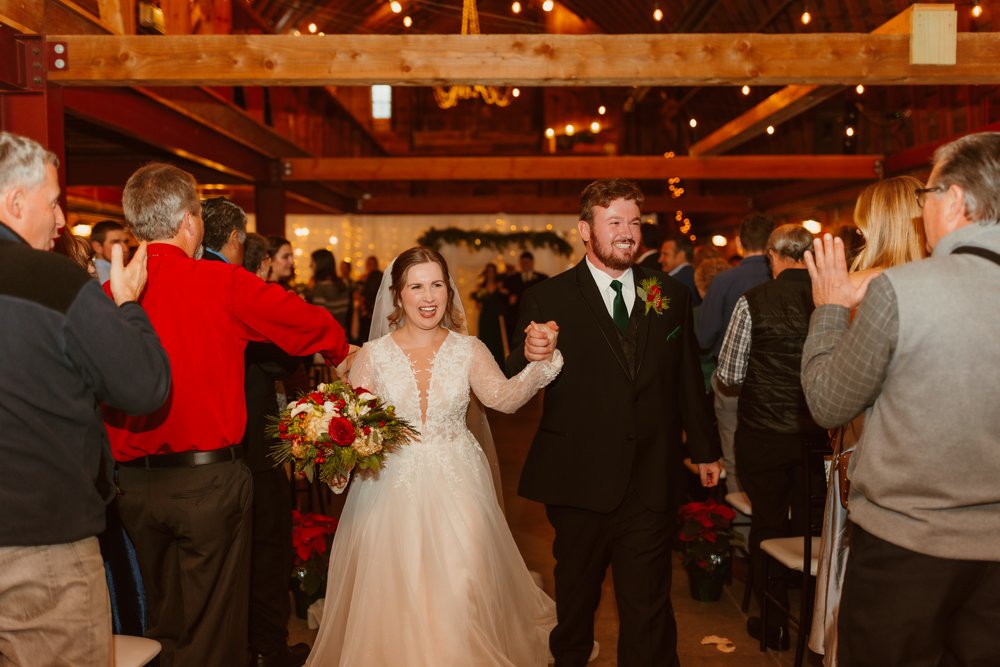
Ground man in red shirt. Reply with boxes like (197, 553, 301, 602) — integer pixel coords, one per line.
(102, 163, 348, 667)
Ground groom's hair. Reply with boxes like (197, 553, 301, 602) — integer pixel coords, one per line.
(578, 178, 644, 225)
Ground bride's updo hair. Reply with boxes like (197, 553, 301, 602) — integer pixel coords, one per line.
(388, 247, 465, 332)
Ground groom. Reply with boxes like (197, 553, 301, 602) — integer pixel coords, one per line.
(509, 178, 721, 666)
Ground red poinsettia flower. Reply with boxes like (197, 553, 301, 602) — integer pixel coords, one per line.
(291, 510, 338, 564)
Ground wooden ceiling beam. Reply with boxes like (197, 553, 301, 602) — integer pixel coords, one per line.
(358, 193, 749, 215)
(47, 32, 1000, 87)
(282, 155, 882, 182)
(689, 3, 954, 156)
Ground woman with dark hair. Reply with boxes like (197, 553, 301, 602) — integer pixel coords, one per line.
(266, 236, 295, 286)
(471, 262, 508, 367)
(305, 248, 350, 330)
(307, 247, 567, 666)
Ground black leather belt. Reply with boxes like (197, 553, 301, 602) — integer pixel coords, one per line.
(120, 445, 244, 469)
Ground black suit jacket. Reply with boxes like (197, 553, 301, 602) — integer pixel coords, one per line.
(508, 261, 719, 513)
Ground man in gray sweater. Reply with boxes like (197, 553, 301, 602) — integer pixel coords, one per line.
(800, 131, 1000, 667)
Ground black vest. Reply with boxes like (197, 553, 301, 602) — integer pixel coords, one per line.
(738, 268, 822, 435)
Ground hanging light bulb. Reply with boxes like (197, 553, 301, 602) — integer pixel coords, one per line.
(972, 1, 983, 18)
(544, 127, 555, 138)
(390, 1, 402, 13)
(403, 15, 412, 27)
(598, 105, 606, 116)
(653, 5, 663, 22)
(590, 121, 601, 133)
(766, 125, 775, 135)
(856, 84, 865, 95)
(564, 123, 575, 136)
(741, 85, 751, 96)
(801, 9, 812, 24)
(845, 126, 855, 137)
(542, 0, 554, 11)
(689, 118, 698, 128)
(511, 1, 521, 13)
(512, 87, 520, 98)
(308, 22, 317, 33)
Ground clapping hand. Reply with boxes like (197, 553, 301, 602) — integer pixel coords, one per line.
(109, 242, 147, 306)
(523, 320, 559, 362)
(803, 234, 876, 310)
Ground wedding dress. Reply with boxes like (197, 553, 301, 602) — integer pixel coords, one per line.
(306, 330, 561, 666)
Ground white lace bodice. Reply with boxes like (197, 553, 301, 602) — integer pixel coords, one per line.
(347, 331, 562, 493)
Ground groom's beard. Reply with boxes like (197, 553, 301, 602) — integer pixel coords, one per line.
(592, 236, 637, 271)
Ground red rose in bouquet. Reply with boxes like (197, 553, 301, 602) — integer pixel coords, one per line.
(328, 417, 356, 446)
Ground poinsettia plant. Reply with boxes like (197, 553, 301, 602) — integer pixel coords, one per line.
(291, 510, 338, 597)
(677, 499, 743, 574)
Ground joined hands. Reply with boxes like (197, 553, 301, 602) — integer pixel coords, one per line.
(523, 320, 559, 362)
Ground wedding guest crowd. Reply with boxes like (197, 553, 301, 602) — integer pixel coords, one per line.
(0, 132, 170, 665)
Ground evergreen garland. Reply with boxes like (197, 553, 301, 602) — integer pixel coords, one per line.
(417, 226, 574, 257)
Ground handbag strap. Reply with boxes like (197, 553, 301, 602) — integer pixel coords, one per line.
(952, 245, 1000, 266)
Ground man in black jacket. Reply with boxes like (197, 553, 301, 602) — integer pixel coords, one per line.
(509, 178, 720, 667)
(0, 131, 170, 665)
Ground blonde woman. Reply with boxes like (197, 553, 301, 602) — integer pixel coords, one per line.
(809, 175, 926, 666)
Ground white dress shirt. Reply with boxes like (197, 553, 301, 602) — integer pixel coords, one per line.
(585, 257, 634, 318)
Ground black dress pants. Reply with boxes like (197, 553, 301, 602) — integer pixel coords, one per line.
(546, 490, 678, 667)
(735, 427, 824, 629)
(118, 459, 253, 667)
(839, 525, 1000, 667)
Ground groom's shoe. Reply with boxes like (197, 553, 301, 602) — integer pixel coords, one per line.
(746, 616, 790, 651)
(250, 642, 310, 667)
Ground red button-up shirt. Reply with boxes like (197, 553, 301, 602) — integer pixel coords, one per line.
(103, 243, 348, 461)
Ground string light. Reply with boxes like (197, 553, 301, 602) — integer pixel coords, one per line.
(544, 127, 555, 138)
(598, 105, 607, 115)
(741, 85, 751, 95)
(564, 123, 575, 136)
(308, 22, 317, 33)
(711, 235, 728, 247)
(766, 125, 775, 135)
(802, 220, 822, 234)
(542, 0, 554, 11)
(856, 84, 865, 94)
(390, 1, 402, 13)
(688, 118, 697, 128)
(512, 87, 520, 97)
(653, 6, 663, 22)
(403, 15, 412, 27)
(845, 126, 855, 137)
(511, 1, 521, 13)
(801, 7, 812, 25)
(590, 121, 601, 133)
(972, 1, 983, 18)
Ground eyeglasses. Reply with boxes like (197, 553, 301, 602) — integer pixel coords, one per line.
(914, 185, 945, 208)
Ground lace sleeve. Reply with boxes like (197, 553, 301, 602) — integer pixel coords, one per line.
(347, 342, 375, 391)
(468, 336, 563, 414)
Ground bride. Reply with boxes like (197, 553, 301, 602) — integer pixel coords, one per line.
(307, 247, 564, 666)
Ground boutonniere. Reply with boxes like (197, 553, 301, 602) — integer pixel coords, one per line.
(637, 277, 670, 316)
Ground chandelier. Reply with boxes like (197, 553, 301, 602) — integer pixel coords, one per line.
(433, 0, 513, 109)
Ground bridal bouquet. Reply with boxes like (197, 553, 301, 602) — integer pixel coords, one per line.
(269, 381, 419, 485)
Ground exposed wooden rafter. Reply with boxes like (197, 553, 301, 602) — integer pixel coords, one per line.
(47, 33, 1000, 87)
(282, 155, 882, 182)
(689, 3, 957, 156)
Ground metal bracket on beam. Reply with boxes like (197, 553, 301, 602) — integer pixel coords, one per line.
(0, 25, 45, 92)
(49, 41, 69, 77)
(282, 160, 293, 178)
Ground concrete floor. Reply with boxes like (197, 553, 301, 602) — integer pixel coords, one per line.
(290, 393, 821, 666)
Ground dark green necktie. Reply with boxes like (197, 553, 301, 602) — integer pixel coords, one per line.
(610, 279, 629, 333)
